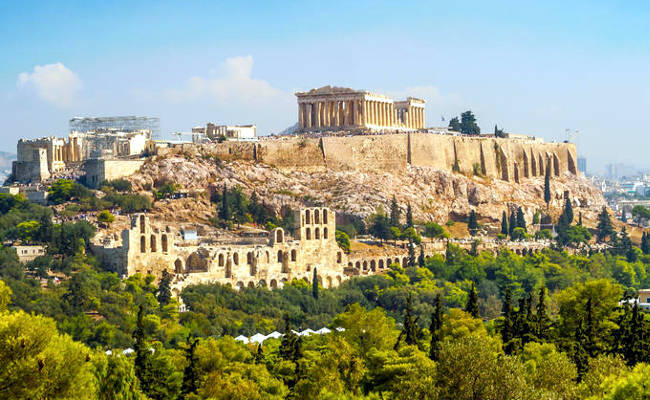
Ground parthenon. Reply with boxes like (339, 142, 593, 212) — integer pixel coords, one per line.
(295, 86, 425, 132)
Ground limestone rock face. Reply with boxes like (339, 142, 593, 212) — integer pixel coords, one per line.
(128, 155, 606, 229)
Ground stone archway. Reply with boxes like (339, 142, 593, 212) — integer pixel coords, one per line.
(174, 259, 183, 273)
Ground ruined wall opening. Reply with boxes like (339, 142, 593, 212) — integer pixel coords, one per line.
(233, 253, 239, 265)
(370, 260, 376, 272)
(337, 252, 342, 263)
(247, 281, 255, 288)
(187, 251, 209, 272)
(291, 249, 297, 262)
(277, 250, 283, 263)
(276, 230, 283, 243)
(355, 261, 360, 269)
(567, 150, 577, 174)
(218, 254, 224, 267)
(379, 259, 384, 269)
(323, 210, 328, 224)
(140, 236, 146, 253)
(161, 234, 168, 252)
(323, 227, 328, 239)
(270, 279, 278, 289)
(247, 251, 253, 265)
(150, 235, 157, 252)
(266, 251, 270, 263)
(315, 228, 320, 240)
(362, 261, 367, 271)
(140, 215, 145, 234)
(174, 259, 183, 273)
(314, 209, 320, 224)
(326, 276, 332, 288)
(306, 228, 311, 240)
(305, 210, 311, 224)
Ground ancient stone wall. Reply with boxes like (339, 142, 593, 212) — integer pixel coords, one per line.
(84, 159, 146, 188)
(247, 133, 577, 182)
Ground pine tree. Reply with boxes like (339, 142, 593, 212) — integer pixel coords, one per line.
(642, 232, 650, 254)
(390, 196, 400, 227)
(584, 297, 597, 357)
(516, 207, 526, 231)
(465, 283, 480, 318)
(312, 268, 318, 299)
(563, 194, 574, 224)
(133, 306, 150, 393)
(508, 212, 517, 237)
(544, 166, 551, 210)
(418, 246, 425, 267)
(406, 203, 414, 228)
(429, 294, 444, 360)
(620, 226, 637, 262)
(501, 211, 509, 235)
(468, 210, 478, 236)
(218, 184, 232, 222)
(157, 270, 172, 307)
(596, 206, 614, 242)
(181, 338, 200, 396)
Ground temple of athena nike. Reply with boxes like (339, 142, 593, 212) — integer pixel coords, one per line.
(295, 86, 425, 132)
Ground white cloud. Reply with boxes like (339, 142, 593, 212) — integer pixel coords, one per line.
(163, 55, 292, 105)
(16, 62, 82, 108)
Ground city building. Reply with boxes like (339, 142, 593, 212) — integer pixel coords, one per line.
(578, 156, 587, 174)
(192, 123, 257, 141)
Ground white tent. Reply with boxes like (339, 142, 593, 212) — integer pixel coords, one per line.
(266, 331, 283, 339)
(235, 335, 249, 344)
(250, 333, 267, 344)
(316, 327, 331, 334)
(122, 348, 134, 355)
(299, 329, 316, 336)
(335, 327, 346, 332)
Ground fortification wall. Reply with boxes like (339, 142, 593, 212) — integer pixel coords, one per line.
(84, 159, 146, 188)
(249, 133, 577, 181)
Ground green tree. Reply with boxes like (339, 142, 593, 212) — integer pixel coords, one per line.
(597, 206, 614, 242)
(218, 184, 232, 222)
(96, 210, 115, 227)
(369, 213, 392, 244)
(465, 283, 480, 318)
(516, 207, 526, 230)
(418, 246, 425, 267)
(535, 287, 551, 341)
(17, 220, 40, 243)
(501, 211, 509, 236)
(429, 294, 444, 360)
(423, 222, 447, 241)
(563, 194, 574, 224)
(460, 110, 480, 135)
(93, 354, 146, 400)
(508, 212, 517, 237)
(468, 210, 479, 236)
(312, 267, 319, 300)
(335, 229, 351, 253)
(448, 116, 461, 131)
(544, 166, 551, 209)
(390, 196, 400, 227)
(395, 293, 420, 348)
(181, 338, 200, 397)
(405, 203, 414, 228)
(156, 270, 172, 307)
(632, 205, 650, 225)
(279, 315, 302, 363)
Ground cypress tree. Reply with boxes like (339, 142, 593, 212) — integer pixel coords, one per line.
(563, 194, 574, 224)
(406, 203, 414, 228)
(312, 267, 319, 299)
(408, 239, 416, 267)
(578, 211, 583, 226)
(133, 306, 151, 394)
(218, 184, 232, 222)
(584, 297, 596, 357)
(279, 315, 302, 362)
(573, 321, 589, 382)
(465, 283, 480, 318)
(429, 294, 444, 360)
(596, 206, 614, 242)
(390, 195, 400, 227)
(254, 343, 265, 364)
(181, 338, 200, 396)
(418, 246, 425, 267)
(535, 287, 551, 341)
(620, 226, 637, 262)
(516, 207, 526, 231)
(157, 270, 172, 307)
(501, 211, 509, 235)
(403, 293, 420, 346)
(501, 287, 515, 355)
(642, 232, 650, 255)
(544, 166, 551, 210)
(468, 210, 478, 236)
(508, 212, 517, 237)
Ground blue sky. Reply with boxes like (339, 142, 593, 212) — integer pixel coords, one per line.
(1, 1, 649, 172)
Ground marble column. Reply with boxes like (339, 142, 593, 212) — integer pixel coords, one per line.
(306, 103, 312, 128)
(298, 104, 304, 128)
(315, 102, 321, 128)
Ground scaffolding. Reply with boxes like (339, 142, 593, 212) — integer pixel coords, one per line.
(69, 116, 160, 138)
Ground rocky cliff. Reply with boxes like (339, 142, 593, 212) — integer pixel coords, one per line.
(128, 149, 605, 231)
